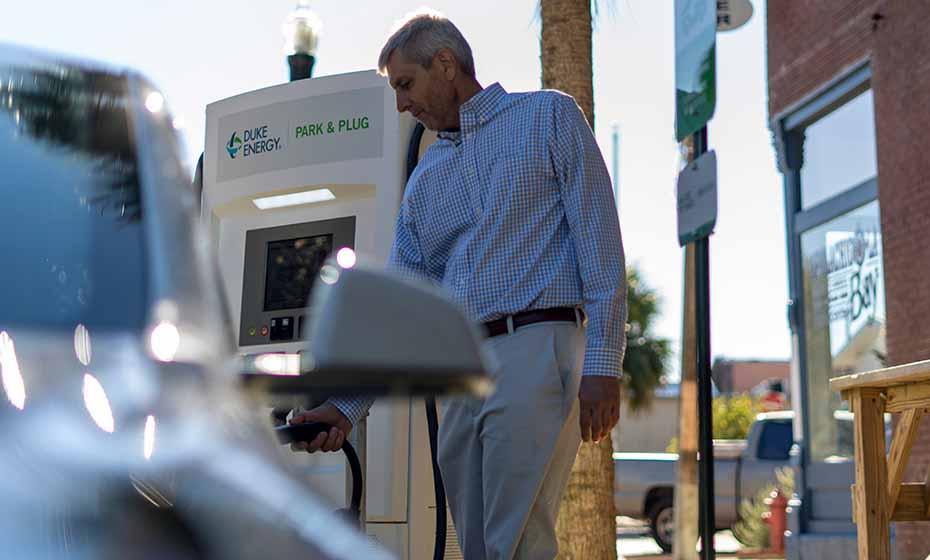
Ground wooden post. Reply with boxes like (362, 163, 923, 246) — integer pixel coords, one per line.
(674, 244, 699, 559)
(887, 408, 922, 514)
(851, 388, 890, 559)
(924, 440, 930, 517)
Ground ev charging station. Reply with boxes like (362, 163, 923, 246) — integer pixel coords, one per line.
(201, 70, 455, 559)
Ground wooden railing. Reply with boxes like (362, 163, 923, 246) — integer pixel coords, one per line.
(830, 359, 930, 560)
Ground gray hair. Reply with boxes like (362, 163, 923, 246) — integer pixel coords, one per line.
(378, 10, 475, 78)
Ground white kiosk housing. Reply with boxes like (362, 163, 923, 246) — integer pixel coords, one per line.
(202, 71, 452, 559)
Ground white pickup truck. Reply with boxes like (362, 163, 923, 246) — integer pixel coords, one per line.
(613, 411, 797, 552)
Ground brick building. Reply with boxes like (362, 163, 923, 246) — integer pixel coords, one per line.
(711, 358, 789, 394)
(766, 1, 930, 558)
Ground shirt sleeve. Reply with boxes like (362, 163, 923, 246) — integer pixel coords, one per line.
(387, 194, 435, 281)
(328, 194, 432, 426)
(330, 397, 375, 428)
(549, 93, 628, 378)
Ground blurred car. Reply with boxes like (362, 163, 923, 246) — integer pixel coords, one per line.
(0, 43, 391, 559)
(613, 412, 795, 552)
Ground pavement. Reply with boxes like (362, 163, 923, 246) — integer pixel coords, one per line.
(616, 517, 749, 560)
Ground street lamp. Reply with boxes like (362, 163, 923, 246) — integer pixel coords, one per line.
(282, 0, 322, 81)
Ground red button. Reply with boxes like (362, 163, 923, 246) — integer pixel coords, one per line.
(260, 326, 269, 337)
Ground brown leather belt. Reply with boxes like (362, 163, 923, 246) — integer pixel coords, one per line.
(483, 307, 584, 338)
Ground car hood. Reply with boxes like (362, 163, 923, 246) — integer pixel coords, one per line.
(0, 328, 391, 559)
(0, 327, 224, 471)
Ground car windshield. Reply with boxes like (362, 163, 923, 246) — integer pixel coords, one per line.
(0, 62, 147, 331)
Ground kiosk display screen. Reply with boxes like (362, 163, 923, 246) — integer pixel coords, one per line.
(239, 216, 354, 347)
(263, 234, 333, 312)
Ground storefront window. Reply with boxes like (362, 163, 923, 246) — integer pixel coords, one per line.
(800, 89, 877, 210)
(801, 202, 886, 462)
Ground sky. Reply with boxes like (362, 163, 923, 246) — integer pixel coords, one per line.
(1, 0, 790, 378)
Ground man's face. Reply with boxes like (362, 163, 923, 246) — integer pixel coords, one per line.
(386, 50, 457, 131)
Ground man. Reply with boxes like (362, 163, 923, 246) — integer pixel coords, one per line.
(291, 11, 626, 559)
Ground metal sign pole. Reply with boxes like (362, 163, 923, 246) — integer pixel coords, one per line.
(675, 1, 718, 555)
(692, 126, 715, 560)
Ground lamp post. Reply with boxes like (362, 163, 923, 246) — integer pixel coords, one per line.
(283, 0, 321, 81)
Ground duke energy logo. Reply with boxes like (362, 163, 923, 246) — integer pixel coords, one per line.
(226, 132, 242, 159)
(226, 125, 283, 159)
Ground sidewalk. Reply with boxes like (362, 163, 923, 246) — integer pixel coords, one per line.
(620, 555, 783, 560)
(616, 517, 783, 560)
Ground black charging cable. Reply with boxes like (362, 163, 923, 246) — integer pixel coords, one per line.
(274, 422, 363, 524)
(407, 122, 449, 560)
(424, 397, 447, 559)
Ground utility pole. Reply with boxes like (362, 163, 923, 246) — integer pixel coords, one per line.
(674, 140, 700, 560)
(674, 252, 700, 559)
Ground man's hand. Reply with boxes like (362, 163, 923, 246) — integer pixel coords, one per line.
(289, 403, 353, 453)
(578, 376, 621, 443)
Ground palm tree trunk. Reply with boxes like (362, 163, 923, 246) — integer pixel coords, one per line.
(541, 1, 617, 559)
(541, 0, 595, 125)
(554, 439, 617, 559)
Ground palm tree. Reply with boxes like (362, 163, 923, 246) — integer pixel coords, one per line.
(541, 2, 613, 557)
(623, 267, 672, 412)
(541, 2, 670, 557)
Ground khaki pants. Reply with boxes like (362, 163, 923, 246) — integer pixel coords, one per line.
(438, 321, 585, 560)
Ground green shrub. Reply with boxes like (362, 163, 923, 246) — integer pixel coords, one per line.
(732, 467, 796, 549)
(712, 394, 763, 440)
(665, 393, 763, 451)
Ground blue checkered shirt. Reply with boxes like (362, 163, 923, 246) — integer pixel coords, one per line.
(332, 83, 626, 426)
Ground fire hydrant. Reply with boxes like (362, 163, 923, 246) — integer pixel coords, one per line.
(763, 488, 789, 553)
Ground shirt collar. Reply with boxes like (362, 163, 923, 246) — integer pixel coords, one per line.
(437, 129, 461, 143)
(438, 83, 507, 143)
(460, 82, 507, 123)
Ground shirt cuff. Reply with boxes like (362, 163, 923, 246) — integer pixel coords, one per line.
(581, 346, 625, 378)
(329, 396, 375, 427)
